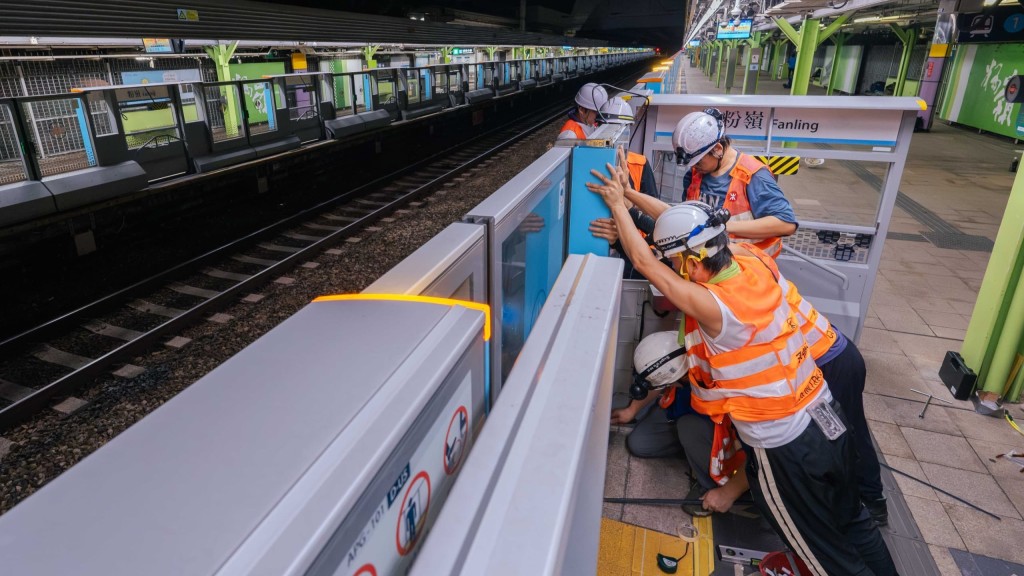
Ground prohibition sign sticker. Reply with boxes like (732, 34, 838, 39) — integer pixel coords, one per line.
(444, 406, 469, 475)
(395, 471, 431, 556)
(353, 564, 377, 576)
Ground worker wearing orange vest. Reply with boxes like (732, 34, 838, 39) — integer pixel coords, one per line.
(616, 253, 888, 526)
(674, 108, 797, 258)
(588, 151, 897, 576)
(557, 83, 608, 140)
(732, 243, 888, 525)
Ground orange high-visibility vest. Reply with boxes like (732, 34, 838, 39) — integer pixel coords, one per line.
(627, 151, 646, 191)
(560, 119, 590, 139)
(737, 243, 837, 360)
(683, 252, 826, 424)
(686, 153, 783, 258)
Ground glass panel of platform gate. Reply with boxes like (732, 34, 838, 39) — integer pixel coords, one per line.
(497, 162, 567, 383)
(0, 102, 27, 185)
(465, 148, 570, 393)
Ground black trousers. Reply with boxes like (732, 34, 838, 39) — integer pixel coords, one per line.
(819, 341, 885, 503)
(743, 403, 897, 576)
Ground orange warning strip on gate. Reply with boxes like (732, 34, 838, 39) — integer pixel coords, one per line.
(313, 293, 491, 341)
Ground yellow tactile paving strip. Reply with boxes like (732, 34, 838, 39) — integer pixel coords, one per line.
(598, 516, 715, 576)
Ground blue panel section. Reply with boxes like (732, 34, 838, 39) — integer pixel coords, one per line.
(73, 100, 96, 167)
(362, 75, 372, 110)
(264, 85, 276, 130)
(568, 146, 615, 256)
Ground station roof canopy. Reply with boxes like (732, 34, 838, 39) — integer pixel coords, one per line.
(0, 0, 685, 49)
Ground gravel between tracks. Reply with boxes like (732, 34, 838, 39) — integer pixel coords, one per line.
(0, 121, 566, 515)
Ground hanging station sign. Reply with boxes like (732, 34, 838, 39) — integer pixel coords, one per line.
(957, 7, 1024, 43)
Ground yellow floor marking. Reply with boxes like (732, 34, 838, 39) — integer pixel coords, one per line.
(598, 517, 716, 576)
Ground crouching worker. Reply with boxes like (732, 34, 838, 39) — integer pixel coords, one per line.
(617, 331, 751, 518)
(588, 155, 896, 576)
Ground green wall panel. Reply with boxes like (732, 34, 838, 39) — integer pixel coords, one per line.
(228, 62, 286, 124)
(939, 43, 1024, 138)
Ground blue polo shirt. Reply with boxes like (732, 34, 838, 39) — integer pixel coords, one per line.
(681, 164, 797, 225)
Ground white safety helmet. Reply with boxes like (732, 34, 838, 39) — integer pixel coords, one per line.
(652, 201, 730, 259)
(575, 83, 609, 112)
(672, 108, 725, 168)
(633, 331, 687, 389)
(599, 96, 634, 125)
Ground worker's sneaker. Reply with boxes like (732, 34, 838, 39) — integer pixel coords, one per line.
(864, 497, 888, 526)
(682, 482, 712, 518)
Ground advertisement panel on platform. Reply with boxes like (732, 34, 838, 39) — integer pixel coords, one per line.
(938, 43, 1024, 138)
(228, 62, 286, 123)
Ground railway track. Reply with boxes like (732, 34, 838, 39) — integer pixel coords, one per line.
(0, 94, 599, 431)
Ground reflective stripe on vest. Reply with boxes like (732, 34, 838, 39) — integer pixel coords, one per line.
(627, 151, 646, 191)
(738, 242, 836, 360)
(560, 119, 590, 139)
(683, 252, 826, 424)
(686, 153, 783, 258)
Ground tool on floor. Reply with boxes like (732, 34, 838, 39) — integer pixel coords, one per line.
(1007, 411, 1024, 437)
(991, 451, 1024, 473)
(603, 497, 759, 519)
(655, 521, 696, 573)
(910, 388, 953, 418)
(879, 462, 1001, 521)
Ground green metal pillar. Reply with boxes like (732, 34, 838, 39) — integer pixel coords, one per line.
(776, 18, 817, 95)
(772, 40, 788, 81)
(776, 14, 852, 94)
(715, 41, 726, 87)
(826, 33, 850, 95)
(889, 24, 920, 97)
(486, 46, 498, 60)
(962, 164, 1024, 401)
(742, 31, 764, 94)
(362, 44, 380, 69)
(204, 41, 239, 137)
(441, 46, 454, 64)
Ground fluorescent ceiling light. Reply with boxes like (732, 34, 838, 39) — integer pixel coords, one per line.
(853, 15, 880, 22)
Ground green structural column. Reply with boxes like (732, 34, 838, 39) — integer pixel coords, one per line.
(362, 45, 379, 69)
(961, 163, 1024, 401)
(441, 46, 454, 64)
(826, 33, 850, 95)
(486, 46, 498, 60)
(776, 14, 852, 94)
(715, 41, 726, 87)
(889, 24, 920, 97)
(776, 17, 817, 95)
(742, 31, 764, 95)
(204, 41, 239, 137)
(772, 40, 788, 81)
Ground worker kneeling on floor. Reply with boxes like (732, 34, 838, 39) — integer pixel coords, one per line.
(587, 157, 898, 575)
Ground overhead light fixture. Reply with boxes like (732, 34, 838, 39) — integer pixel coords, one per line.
(853, 15, 881, 22)
(984, 0, 998, 5)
